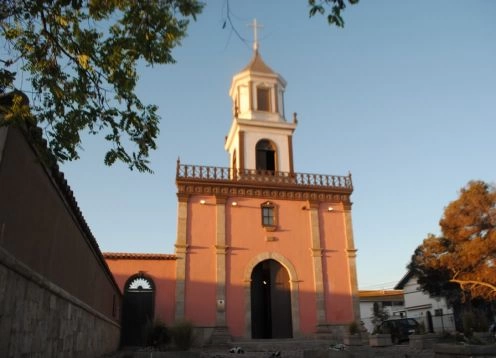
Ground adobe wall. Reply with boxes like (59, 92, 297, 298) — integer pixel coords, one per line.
(181, 194, 356, 339)
(0, 127, 121, 357)
(105, 257, 177, 325)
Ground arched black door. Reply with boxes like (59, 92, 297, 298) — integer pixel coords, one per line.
(427, 311, 434, 333)
(121, 275, 155, 346)
(251, 259, 293, 338)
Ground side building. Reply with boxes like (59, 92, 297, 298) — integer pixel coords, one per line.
(395, 271, 456, 333)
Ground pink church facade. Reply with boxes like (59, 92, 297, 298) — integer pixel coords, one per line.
(105, 47, 359, 344)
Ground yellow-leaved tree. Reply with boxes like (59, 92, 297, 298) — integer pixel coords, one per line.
(411, 181, 496, 300)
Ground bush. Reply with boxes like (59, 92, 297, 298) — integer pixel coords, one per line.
(171, 321, 194, 350)
(348, 321, 359, 335)
(463, 310, 489, 337)
(415, 321, 426, 335)
(146, 320, 170, 348)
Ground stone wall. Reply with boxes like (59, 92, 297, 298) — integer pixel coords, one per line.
(0, 244, 120, 358)
(0, 123, 122, 357)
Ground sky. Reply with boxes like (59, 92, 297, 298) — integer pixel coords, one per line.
(61, 1, 496, 290)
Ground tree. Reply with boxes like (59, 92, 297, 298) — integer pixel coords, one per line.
(308, 0, 359, 28)
(1, 0, 203, 172)
(410, 181, 496, 300)
(1, 1, 357, 172)
(371, 302, 389, 330)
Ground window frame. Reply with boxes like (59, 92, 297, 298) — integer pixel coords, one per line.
(261, 201, 277, 230)
(256, 86, 271, 112)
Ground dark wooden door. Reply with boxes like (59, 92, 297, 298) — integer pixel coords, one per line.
(251, 260, 292, 338)
(121, 277, 155, 346)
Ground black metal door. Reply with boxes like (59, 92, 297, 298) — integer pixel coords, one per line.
(251, 260, 292, 338)
(121, 276, 155, 346)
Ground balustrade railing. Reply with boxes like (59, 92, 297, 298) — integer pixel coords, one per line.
(176, 161, 352, 189)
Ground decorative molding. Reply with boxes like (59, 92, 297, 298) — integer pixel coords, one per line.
(177, 182, 352, 205)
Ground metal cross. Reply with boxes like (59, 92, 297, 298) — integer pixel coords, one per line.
(249, 19, 263, 51)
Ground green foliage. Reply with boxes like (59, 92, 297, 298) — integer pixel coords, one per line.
(463, 309, 489, 336)
(170, 321, 194, 351)
(308, 0, 359, 27)
(415, 321, 426, 335)
(348, 321, 359, 335)
(146, 320, 171, 349)
(1, 0, 203, 172)
(371, 302, 389, 329)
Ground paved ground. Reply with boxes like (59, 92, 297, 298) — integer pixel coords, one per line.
(107, 341, 436, 358)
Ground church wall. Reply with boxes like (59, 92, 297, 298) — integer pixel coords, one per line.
(224, 196, 319, 337)
(184, 196, 217, 326)
(104, 258, 177, 325)
(319, 202, 355, 324)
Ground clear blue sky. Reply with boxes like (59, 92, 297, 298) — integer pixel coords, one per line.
(62, 1, 496, 289)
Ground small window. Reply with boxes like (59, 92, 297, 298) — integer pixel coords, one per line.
(257, 87, 271, 111)
(261, 201, 277, 229)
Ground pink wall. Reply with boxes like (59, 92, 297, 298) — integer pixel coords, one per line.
(105, 258, 177, 325)
(320, 202, 354, 323)
(183, 195, 354, 337)
(184, 196, 217, 326)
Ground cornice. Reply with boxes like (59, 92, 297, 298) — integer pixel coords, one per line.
(176, 179, 352, 206)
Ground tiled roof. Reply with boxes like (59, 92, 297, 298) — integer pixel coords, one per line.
(103, 252, 177, 260)
(359, 290, 404, 299)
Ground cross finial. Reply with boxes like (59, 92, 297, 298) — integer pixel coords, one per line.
(249, 18, 263, 51)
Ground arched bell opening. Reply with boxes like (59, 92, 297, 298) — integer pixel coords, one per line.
(255, 139, 277, 174)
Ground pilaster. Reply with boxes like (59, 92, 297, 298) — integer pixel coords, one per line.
(308, 201, 326, 326)
(344, 209, 360, 322)
(214, 196, 227, 326)
(174, 196, 188, 320)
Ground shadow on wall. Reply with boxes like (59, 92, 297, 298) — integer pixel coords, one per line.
(110, 268, 357, 346)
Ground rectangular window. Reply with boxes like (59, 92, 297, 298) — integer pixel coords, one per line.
(257, 87, 270, 111)
(262, 206, 274, 226)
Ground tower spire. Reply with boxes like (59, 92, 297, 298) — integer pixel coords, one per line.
(249, 18, 263, 51)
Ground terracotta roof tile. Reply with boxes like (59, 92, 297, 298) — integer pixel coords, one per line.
(359, 290, 404, 299)
(103, 252, 177, 260)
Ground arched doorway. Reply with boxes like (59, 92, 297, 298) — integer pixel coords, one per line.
(427, 311, 434, 333)
(256, 139, 276, 173)
(251, 259, 293, 338)
(121, 275, 155, 346)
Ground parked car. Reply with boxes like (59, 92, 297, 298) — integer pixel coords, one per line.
(377, 318, 419, 344)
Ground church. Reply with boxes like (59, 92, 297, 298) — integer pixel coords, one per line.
(105, 35, 359, 345)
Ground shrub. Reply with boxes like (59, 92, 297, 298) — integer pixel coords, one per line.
(348, 321, 359, 335)
(171, 321, 194, 350)
(415, 321, 426, 335)
(463, 310, 489, 337)
(147, 320, 170, 348)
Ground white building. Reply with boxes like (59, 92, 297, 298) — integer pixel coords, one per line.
(395, 271, 456, 333)
(359, 290, 405, 333)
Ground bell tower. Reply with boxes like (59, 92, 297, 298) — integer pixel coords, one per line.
(225, 20, 297, 175)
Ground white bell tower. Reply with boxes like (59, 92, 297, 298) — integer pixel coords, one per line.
(225, 20, 297, 175)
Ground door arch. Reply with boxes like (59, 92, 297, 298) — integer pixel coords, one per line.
(121, 275, 155, 346)
(250, 259, 293, 338)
